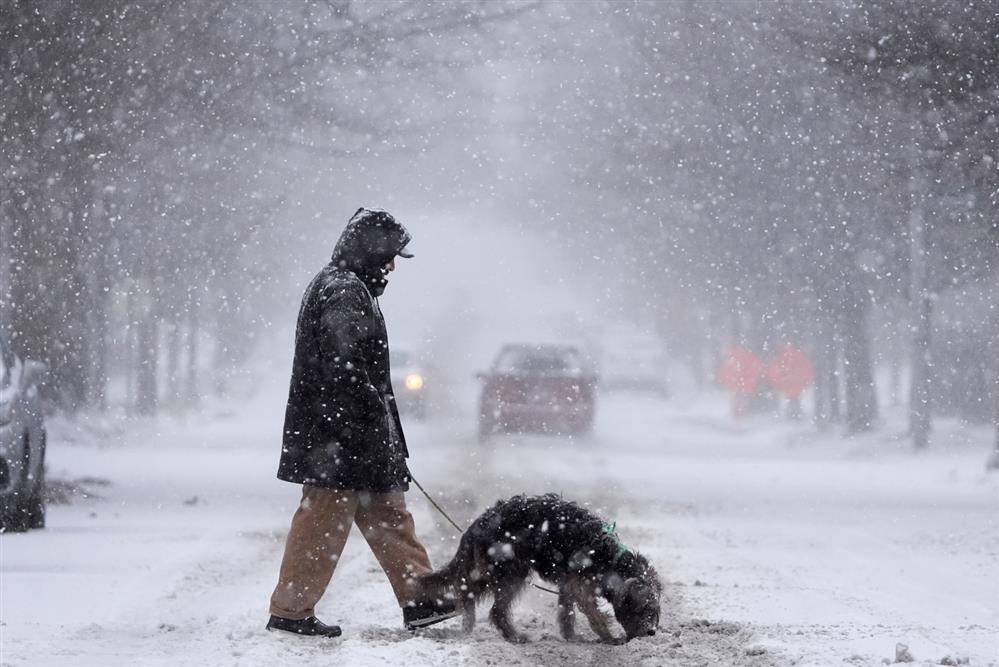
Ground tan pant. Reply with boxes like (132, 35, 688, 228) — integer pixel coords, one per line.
(269, 486, 433, 620)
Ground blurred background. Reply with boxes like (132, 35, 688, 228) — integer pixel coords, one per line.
(2, 0, 997, 449)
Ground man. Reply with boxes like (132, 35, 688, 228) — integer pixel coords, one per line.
(267, 207, 456, 638)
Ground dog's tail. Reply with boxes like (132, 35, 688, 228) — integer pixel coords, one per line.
(414, 532, 476, 599)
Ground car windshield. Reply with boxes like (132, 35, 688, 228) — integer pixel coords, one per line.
(494, 347, 584, 374)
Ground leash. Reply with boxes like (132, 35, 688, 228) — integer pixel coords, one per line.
(410, 472, 559, 596)
(409, 473, 465, 534)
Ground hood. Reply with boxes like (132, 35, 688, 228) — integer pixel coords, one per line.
(331, 207, 412, 273)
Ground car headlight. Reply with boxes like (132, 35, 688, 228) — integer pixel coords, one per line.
(404, 374, 424, 391)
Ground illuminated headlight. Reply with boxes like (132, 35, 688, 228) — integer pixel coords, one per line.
(404, 374, 424, 391)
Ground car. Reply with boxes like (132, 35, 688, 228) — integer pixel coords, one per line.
(596, 325, 670, 396)
(477, 343, 597, 440)
(390, 346, 431, 420)
(0, 334, 47, 532)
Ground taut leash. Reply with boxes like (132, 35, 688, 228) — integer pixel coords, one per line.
(409, 473, 465, 534)
(410, 472, 559, 596)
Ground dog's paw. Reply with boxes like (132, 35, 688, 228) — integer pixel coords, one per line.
(602, 635, 628, 645)
(504, 632, 530, 644)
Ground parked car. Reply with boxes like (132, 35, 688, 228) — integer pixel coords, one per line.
(390, 346, 431, 420)
(597, 325, 670, 396)
(0, 334, 47, 532)
(477, 343, 597, 440)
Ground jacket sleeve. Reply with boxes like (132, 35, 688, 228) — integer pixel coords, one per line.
(318, 282, 385, 422)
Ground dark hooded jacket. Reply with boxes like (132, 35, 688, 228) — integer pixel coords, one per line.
(278, 208, 412, 491)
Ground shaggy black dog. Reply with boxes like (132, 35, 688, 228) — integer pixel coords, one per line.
(415, 494, 662, 644)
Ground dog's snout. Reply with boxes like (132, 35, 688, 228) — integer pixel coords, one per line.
(648, 628, 657, 636)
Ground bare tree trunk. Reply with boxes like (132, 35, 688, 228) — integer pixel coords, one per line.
(47, 152, 100, 412)
(729, 305, 743, 345)
(59, 237, 89, 411)
(995, 313, 999, 454)
(908, 170, 932, 449)
(841, 274, 878, 433)
(994, 392, 999, 452)
(828, 350, 841, 422)
(813, 305, 840, 426)
(166, 321, 181, 410)
(213, 293, 230, 398)
(83, 183, 110, 412)
(747, 291, 779, 414)
(85, 287, 109, 412)
(909, 292, 933, 448)
(185, 294, 200, 408)
(125, 289, 136, 409)
(135, 317, 158, 415)
(812, 335, 828, 424)
(888, 305, 904, 407)
(987, 389, 999, 471)
(134, 285, 159, 416)
(0, 207, 12, 339)
(985, 308, 999, 469)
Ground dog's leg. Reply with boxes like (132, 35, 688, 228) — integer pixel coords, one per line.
(557, 581, 577, 641)
(461, 590, 476, 633)
(574, 580, 623, 644)
(489, 578, 528, 643)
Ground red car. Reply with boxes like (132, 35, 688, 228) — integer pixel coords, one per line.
(477, 343, 597, 440)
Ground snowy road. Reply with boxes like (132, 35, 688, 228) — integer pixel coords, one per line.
(2, 382, 997, 666)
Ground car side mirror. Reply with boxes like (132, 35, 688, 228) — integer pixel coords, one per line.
(21, 359, 48, 389)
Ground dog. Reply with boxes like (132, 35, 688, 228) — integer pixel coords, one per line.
(414, 493, 662, 644)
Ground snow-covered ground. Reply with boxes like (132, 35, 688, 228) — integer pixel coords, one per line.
(2, 366, 997, 666)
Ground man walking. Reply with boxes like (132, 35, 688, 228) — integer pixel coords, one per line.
(267, 207, 455, 637)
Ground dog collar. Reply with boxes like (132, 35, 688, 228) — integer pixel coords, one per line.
(602, 521, 629, 559)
